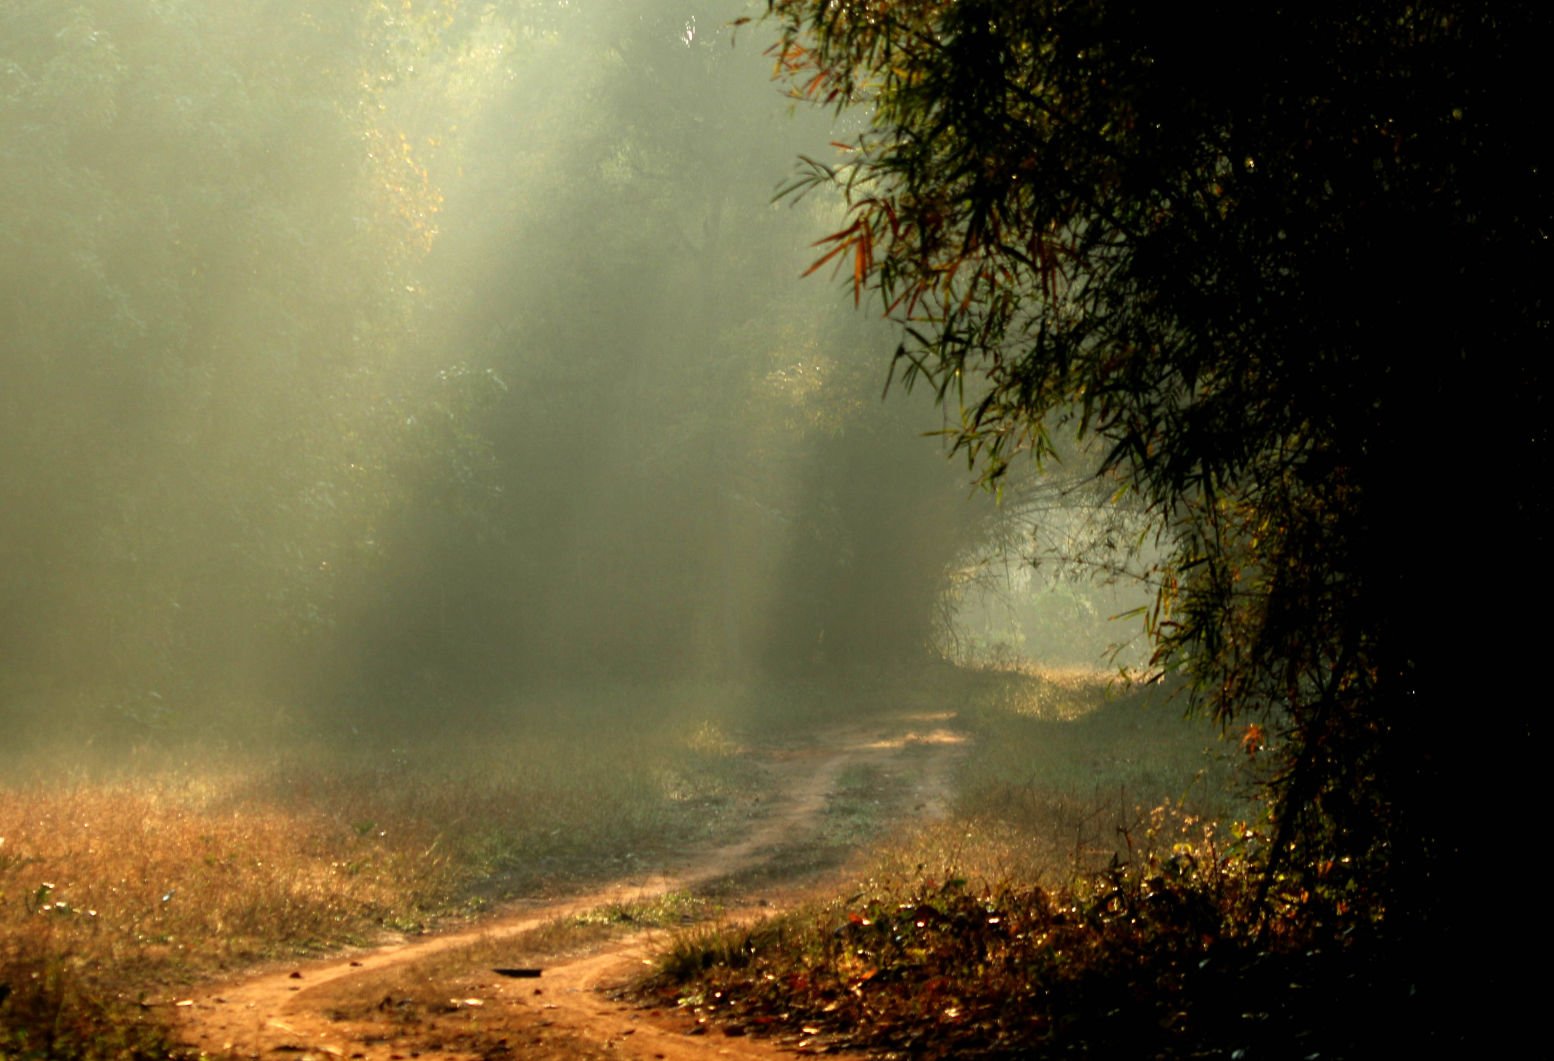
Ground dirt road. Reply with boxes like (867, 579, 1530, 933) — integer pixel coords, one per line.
(177, 713, 968, 1061)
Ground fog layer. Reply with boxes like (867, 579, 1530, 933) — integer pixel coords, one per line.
(2, 1, 1022, 745)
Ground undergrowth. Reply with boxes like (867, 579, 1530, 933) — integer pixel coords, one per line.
(636, 665, 1439, 1058)
(639, 840, 1430, 1059)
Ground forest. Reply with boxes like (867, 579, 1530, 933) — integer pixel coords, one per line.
(2, 0, 1013, 741)
(1, 1, 1544, 1058)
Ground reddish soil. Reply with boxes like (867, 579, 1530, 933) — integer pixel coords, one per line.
(176, 714, 968, 1061)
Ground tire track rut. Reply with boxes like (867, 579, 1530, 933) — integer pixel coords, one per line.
(178, 713, 967, 1061)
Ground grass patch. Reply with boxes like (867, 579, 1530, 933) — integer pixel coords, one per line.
(947, 667, 1252, 881)
(0, 681, 781, 1060)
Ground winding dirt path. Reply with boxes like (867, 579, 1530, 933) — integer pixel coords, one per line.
(177, 713, 968, 1061)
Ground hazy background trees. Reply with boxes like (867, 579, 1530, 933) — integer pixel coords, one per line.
(1, 0, 1060, 747)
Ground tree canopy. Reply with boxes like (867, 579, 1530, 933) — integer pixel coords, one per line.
(765, 0, 1548, 929)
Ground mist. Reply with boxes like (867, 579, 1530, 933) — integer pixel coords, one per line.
(1, 1, 1113, 753)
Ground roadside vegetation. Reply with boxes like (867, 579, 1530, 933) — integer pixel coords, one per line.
(636, 666, 1439, 1058)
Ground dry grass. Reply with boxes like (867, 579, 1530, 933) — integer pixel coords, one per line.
(0, 779, 447, 975)
(0, 693, 764, 1060)
(0, 771, 448, 1059)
